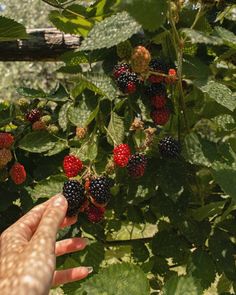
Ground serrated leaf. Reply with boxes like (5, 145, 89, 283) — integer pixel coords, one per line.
(17, 87, 47, 98)
(45, 140, 68, 156)
(215, 26, 236, 49)
(200, 81, 236, 112)
(184, 133, 211, 167)
(77, 263, 150, 295)
(120, 0, 167, 32)
(71, 135, 98, 161)
(187, 250, 216, 289)
(212, 114, 235, 131)
(107, 112, 125, 146)
(163, 275, 202, 295)
(68, 104, 91, 126)
(79, 11, 141, 51)
(191, 201, 226, 221)
(31, 175, 67, 199)
(49, 8, 93, 37)
(211, 162, 236, 202)
(58, 102, 72, 131)
(0, 16, 28, 41)
(182, 28, 223, 45)
(19, 131, 57, 153)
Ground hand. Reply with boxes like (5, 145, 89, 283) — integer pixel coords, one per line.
(0, 194, 92, 295)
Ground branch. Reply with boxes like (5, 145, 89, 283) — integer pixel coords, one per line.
(0, 28, 82, 61)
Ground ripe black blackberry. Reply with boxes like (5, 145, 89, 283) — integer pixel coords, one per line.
(25, 108, 41, 123)
(145, 83, 166, 97)
(63, 180, 85, 216)
(89, 176, 111, 205)
(127, 153, 147, 178)
(113, 63, 130, 79)
(158, 136, 181, 158)
(117, 71, 138, 94)
(149, 58, 168, 74)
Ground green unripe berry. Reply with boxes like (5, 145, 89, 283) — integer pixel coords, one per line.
(47, 124, 59, 134)
(41, 115, 51, 124)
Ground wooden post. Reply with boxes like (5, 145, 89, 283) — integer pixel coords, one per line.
(0, 28, 81, 61)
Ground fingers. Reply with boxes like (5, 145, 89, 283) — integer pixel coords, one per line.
(52, 266, 93, 286)
(29, 194, 68, 254)
(55, 237, 88, 256)
(60, 215, 77, 228)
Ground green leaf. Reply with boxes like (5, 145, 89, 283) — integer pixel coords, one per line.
(200, 81, 236, 112)
(214, 26, 236, 49)
(212, 114, 235, 131)
(0, 16, 28, 41)
(79, 11, 141, 51)
(191, 201, 226, 221)
(31, 175, 67, 199)
(107, 112, 125, 146)
(211, 162, 236, 202)
(77, 263, 150, 295)
(187, 250, 216, 289)
(71, 135, 98, 161)
(184, 133, 211, 167)
(68, 104, 91, 126)
(19, 131, 57, 153)
(58, 102, 72, 131)
(163, 275, 202, 295)
(49, 8, 93, 37)
(120, 0, 168, 32)
(45, 140, 68, 156)
(17, 87, 47, 98)
(182, 28, 223, 45)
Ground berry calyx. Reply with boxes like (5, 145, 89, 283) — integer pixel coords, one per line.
(127, 153, 147, 178)
(151, 95, 167, 109)
(113, 63, 130, 79)
(131, 46, 151, 73)
(10, 163, 26, 185)
(63, 155, 83, 178)
(63, 180, 85, 217)
(113, 143, 131, 167)
(25, 108, 41, 123)
(117, 71, 138, 94)
(0, 149, 12, 167)
(0, 133, 14, 149)
(89, 176, 111, 206)
(151, 108, 170, 126)
(86, 205, 105, 223)
(158, 136, 181, 158)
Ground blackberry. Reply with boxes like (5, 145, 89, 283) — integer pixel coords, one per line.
(25, 108, 41, 123)
(127, 153, 147, 178)
(158, 136, 181, 158)
(113, 63, 130, 79)
(89, 176, 111, 205)
(149, 58, 168, 74)
(145, 83, 166, 97)
(63, 180, 85, 217)
(117, 71, 138, 94)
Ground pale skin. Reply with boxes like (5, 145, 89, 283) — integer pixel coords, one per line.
(0, 194, 92, 295)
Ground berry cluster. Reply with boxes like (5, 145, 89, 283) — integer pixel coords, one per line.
(0, 132, 26, 185)
(62, 175, 112, 222)
(113, 143, 147, 178)
(112, 45, 177, 126)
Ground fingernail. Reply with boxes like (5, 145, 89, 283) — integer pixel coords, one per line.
(87, 266, 93, 274)
(52, 194, 66, 207)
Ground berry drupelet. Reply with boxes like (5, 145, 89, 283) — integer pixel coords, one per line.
(89, 176, 111, 206)
(117, 71, 138, 94)
(158, 136, 181, 158)
(113, 143, 131, 167)
(25, 108, 41, 123)
(127, 153, 147, 178)
(63, 180, 86, 217)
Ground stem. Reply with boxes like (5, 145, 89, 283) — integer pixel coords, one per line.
(104, 126, 118, 146)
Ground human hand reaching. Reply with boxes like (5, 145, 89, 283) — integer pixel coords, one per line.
(0, 194, 92, 295)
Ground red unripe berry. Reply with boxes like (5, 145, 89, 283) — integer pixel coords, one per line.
(127, 82, 136, 94)
(151, 108, 170, 126)
(10, 163, 26, 185)
(63, 155, 83, 178)
(151, 95, 167, 109)
(86, 205, 105, 223)
(113, 144, 131, 167)
(0, 133, 14, 149)
(165, 68, 177, 83)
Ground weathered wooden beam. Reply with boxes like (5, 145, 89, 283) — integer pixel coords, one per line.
(0, 28, 81, 61)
